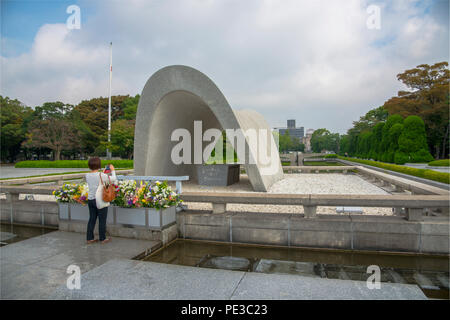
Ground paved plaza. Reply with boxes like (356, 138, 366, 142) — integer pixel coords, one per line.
(0, 231, 426, 300)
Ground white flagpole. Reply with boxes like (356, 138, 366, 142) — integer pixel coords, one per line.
(107, 42, 112, 160)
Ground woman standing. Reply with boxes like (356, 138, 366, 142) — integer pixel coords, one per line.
(85, 157, 117, 244)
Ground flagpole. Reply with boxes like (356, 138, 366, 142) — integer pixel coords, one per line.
(107, 42, 112, 160)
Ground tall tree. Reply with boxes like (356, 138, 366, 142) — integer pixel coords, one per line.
(73, 95, 130, 139)
(23, 119, 81, 160)
(311, 129, 339, 153)
(383, 62, 449, 158)
(99, 119, 135, 159)
(380, 114, 403, 162)
(396, 115, 434, 164)
(121, 94, 140, 120)
(0, 96, 33, 162)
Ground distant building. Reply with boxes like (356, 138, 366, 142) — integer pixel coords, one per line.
(302, 128, 315, 152)
(275, 119, 304, 141)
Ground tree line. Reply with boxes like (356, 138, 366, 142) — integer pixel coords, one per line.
(275, 131, 305, 153)
(310, 62, 449, 163)
(1, 62, 448, 163)
(0, 94, 139, 162)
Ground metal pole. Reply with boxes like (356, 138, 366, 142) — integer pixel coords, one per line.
(107, 42, 112, 160)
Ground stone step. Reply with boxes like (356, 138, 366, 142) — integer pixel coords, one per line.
(413, 272, 440, 290)
(386, 269, 406, 284)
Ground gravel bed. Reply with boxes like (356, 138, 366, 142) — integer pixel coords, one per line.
(182, 173, 393, 216)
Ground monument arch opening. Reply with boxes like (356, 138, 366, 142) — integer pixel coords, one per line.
(134, 65, 283, 192)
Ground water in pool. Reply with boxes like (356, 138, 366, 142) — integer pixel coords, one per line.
(0, 224, 55, 247)
(142, 239, 449, 299)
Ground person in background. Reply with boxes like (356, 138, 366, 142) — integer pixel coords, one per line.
(85, 157, 117, 244)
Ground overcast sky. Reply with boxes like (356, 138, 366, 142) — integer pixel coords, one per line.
(1, 0, 448, 133)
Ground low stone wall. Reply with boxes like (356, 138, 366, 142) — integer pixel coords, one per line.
(0, 199, 59, 227)
(1, 182, 448, 254)
(59, 220, 177, 245)
(0, 199, 177, 245)
(177, 210, 450, 254)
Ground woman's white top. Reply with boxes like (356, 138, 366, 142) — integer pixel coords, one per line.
(85, 171, 117, 200)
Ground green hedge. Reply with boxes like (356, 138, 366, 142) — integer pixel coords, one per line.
(324, 154, 338, 159)
(15, 160, 134, 169)
(428, 159, 450, 167)
(339, 156, 449, 184)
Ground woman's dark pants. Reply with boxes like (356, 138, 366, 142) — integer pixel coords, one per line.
(87, 199, 108, 241)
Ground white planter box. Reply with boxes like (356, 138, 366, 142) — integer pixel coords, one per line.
(116, 207, 146, 226)
(148, 206, 177, 229)
(161, 206, 176, 227)
(116, 206, 176, 229)
(58, 203, 113, 224)
(58, 203, 176, 230)
(58, 203, 69, 220)
(70, 203, 90, 221)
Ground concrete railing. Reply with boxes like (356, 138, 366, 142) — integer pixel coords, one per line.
(1, 185, 449, 253)
(1, 183, 449, 223)
(181, 191, 449, 221)
(116, 175, 189, 193)
(0, 169, 134, 186)
(356, 166, 448, 196)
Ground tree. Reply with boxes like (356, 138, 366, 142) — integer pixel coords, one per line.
(32, 101, 72, 120)
(73, 95, 130, 139)
(383, 62, 449, 159)
(397, 115, 434, 164)
(278, 131, 293, 152)
(69, 109, 98, 156)
(23, 119, 81, 160)
(370, 122, 384, 160)
(380, 114, 403, 162)
(99, 119, 135, 159)
(0, 96, 33, 162)
(311, 129, 340, 153)
(121, 94, 140, 120)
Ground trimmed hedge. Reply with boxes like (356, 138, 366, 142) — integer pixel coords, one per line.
(339, 156, 449, 184)
(428, 159, 450, 167)
(324, 154, 338, 159)
(15, 160, 134, 169)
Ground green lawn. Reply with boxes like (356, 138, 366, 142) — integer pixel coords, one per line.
(0, 169, 132, 181)
(15, 160, 133, 168)
(428, 159, 450, 167)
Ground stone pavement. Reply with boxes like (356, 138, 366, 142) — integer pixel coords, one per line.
(51, 259, 426, 300)
(0, 231, 427, 300)
(0, 231, 160, 299)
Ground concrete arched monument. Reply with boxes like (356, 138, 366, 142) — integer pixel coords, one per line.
(134, 65, 283, 192)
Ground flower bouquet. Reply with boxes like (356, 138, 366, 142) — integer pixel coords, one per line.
(54, 180, 182, 209)
(53, 183, 85, 203)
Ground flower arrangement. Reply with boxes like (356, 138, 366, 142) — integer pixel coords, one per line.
(53, 183, 88, 204)
(126, 180, 181, 209)
(54, 180, 182, 209)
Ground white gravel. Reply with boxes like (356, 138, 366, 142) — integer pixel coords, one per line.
(183, 173, 393, 216)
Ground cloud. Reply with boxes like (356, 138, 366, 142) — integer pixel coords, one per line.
(1, 0, 448, 133)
